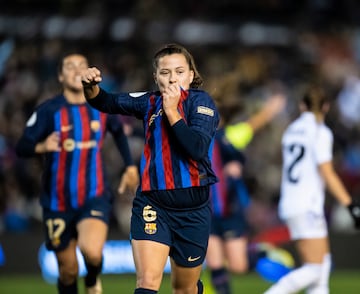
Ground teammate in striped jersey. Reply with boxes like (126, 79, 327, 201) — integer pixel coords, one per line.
(207, 93, 286, 294)
(264, 85, 360, 294)
(15, 53, 139, 294)
(81, 44, 220, 294)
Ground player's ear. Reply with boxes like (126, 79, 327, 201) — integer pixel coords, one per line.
(189, 70, 194, 84)
(153, 73, 157, 85)
(58, 74, 64, 83)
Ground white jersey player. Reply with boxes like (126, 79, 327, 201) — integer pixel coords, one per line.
(264, 85, 360, 294)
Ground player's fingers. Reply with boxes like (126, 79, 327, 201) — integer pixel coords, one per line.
(82, 67, 102, 83)
(118, 176, 126, 195)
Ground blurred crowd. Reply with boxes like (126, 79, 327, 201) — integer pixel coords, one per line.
(1, 0, 360, 237)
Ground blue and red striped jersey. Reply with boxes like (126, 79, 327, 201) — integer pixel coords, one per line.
(88, 88, 219, 192)
(210, 128, 250, 217)
(16, 95, 133, 211)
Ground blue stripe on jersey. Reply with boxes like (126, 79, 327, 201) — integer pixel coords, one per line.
(154, 104, 166, 190)
(88, 108, 99, 198)
(140, 154, 146, 183)
(70, 107, 81, 208)
(140, 100, 150, 185)
(236, 179, 250, 208)
(211, 183, 224, 215)
(208, 138, 215, 160)
(50, 111, 61, 210)
(179, 160, 191, 187)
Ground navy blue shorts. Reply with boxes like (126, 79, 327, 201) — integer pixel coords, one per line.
(42, 196, 112, 251)
(210, 211, 249, 240)
(130, 187, 212, 267)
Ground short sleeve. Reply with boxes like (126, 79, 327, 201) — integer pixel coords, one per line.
(314, 126, 333, 164)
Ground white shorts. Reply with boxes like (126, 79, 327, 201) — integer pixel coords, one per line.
(284, 212, 328, 240)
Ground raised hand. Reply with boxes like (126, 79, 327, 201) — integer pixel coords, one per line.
(81, 67, 102, 86)
(81, 67, 102, 99)
(162, 85, 182, 125)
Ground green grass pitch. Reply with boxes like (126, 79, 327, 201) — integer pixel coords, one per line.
(0, 270, 359, 293)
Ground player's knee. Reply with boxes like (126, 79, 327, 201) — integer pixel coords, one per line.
(58, 264, 78, 284)
(228, 261, 248, 274)
(80, 247, 103, 265)
(136, 272, 162, 290)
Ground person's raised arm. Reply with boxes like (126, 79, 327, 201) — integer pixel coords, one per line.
(246, 93, 286, 133)
(81, 67, 102, 99)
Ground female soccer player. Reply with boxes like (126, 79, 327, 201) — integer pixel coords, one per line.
(16, 53, 139, 294)
(81, 44, 220, 294)
(264, 85, 360, 294)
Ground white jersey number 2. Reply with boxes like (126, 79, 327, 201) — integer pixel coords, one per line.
(284, 143, 305, 184)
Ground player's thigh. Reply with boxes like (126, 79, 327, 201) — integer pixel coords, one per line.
(295, 238, 330, 264)
(206, 235, 225, 268)
(224, 236, 248, 273)
(170, 259, 203, 291)
(131, 239, 170, 289)
(77, 218, 108, 256)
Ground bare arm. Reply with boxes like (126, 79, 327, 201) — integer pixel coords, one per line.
(247, 93, 286, 133)
(319, 161, 352, 206)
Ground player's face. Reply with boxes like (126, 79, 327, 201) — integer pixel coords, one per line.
(154, 53, 194, 93)
(59, 54, 88, 92)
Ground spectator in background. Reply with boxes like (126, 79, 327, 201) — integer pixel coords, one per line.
(264, 84, 360, 294)
(15, 53, 139, 294)
(81, 43, 219, 294)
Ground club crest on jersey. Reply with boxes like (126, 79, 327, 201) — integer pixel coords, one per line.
(90, 120, 100, 132)
(197, 106, 214, 116)
(144, 223, 157, 234)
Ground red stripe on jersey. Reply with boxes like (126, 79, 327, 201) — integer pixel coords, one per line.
(161, 119, 175, 189)
(77, 106, 90, 206)
(178, 90, 199, 186)
(212, 141, 227, 214)
(57, 108, 68, 211)
(141, 95, 155, 191)
(188, 159, 200, 186)
(95, 113, 106, 196)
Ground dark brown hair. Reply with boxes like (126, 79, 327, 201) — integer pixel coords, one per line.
(302, 85, 328, 114)
(153, 43, 203, 88)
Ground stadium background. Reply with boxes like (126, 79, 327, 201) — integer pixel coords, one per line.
(0, 0, 360, 287)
